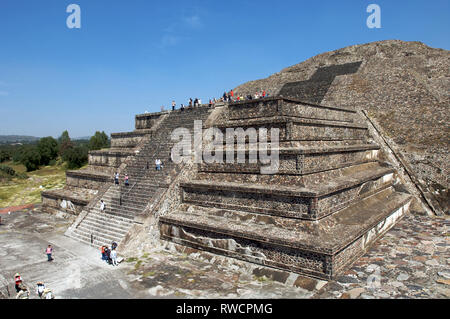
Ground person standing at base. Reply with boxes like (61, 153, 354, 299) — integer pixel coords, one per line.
(45, 245, 53, 261)
(36, 282, 45, 298)
(110, 248, 118, 266)
(101, 245, 106, 261)
(114, 172, 119, 185)
(14, 273, 22, 293)
(124, 174, 129, 186)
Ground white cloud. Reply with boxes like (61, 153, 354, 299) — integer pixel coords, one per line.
(158, 13, 202, 49)
(183, 15, 202, 28)
(158, 34, 182, 49)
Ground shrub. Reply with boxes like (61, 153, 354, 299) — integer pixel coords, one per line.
(0, 165, 16, 176)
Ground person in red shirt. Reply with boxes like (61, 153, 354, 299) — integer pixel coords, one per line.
(262, 90, 266, 97)
(14, 273, 22, 292)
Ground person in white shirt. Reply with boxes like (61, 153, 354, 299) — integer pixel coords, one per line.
(110, 249, 118, 266)
(36, 282, 45, 298)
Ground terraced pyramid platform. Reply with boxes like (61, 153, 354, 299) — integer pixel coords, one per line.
(159, 97, 413, 280)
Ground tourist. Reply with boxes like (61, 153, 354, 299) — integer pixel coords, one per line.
(124, 174, 129, 186)
(14, 273, 23, 293)
(194, 98, 198, 107)
(112, 241, 118, 250)
(36, 282, 45, 298)
(223, 92, 227, 101)
(209, 99, 212, 107)
(230, 89, 234, 100)
(262, 90, 266, 98)
(104, 246, 111, 264)
(172, 100, 176, 111)
(42, 288, 54, 299)
(100, 200, 106, 211)
(155, 158, 162, 170)
(101, 245, 107, 261)
(15, 285, 29, 299)
(45, 244, 53, 261)
(189, 98, 193, 107)
(198, 98, 202, 106)
(110, 248, 118, 266)
(114, 172, 119, 185)
(180, 103, 185, 111)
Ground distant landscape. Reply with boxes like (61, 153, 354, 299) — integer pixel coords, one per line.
(0, 131, 109, 209)
(0, 135, 90, 144)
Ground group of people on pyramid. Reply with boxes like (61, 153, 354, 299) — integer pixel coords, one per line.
(169, 88, 270, 111)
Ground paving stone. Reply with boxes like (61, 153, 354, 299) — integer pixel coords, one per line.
(436, 279, 450, 285)
(425, 259, 439, 266)
(397, 273, 410, 281)
(347, 287, 365, 299)
(293, 276, 317, 291)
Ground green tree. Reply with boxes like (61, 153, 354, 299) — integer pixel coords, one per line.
(65, 145, 88, 169)
(37, 137, 58, 165)
(89, 131, 109, 151)
(21, 147, 41, 171)
(59, 130, 70, 143)
(58, 130, 74, 158)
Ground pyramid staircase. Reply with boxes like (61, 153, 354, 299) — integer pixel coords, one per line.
(159, 97, 413, 280)
(64, 106, 212, 247)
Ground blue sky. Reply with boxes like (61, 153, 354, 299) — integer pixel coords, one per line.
(0, 0, 449, 138)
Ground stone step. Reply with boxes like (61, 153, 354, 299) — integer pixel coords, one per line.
(86, 211, 135, 224)
(181, 165, 396, 220)
(90, 207, 141, 220)
(82, 215, 133, 230)
(159, 187, 413, 280)
(69, 230, 121, 248)
(95, 202, 145, 214)
(76, 220, 129, 238)
(72, 226, 125, 244)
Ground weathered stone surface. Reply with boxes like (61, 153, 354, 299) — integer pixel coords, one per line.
(235, 40, 449, 214)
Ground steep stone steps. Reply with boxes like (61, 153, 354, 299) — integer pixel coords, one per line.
(67, 106, 212, 247)
(159, 187, 413, 280)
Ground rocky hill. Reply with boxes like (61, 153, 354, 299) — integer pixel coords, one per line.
(235, 40, 449, 214)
